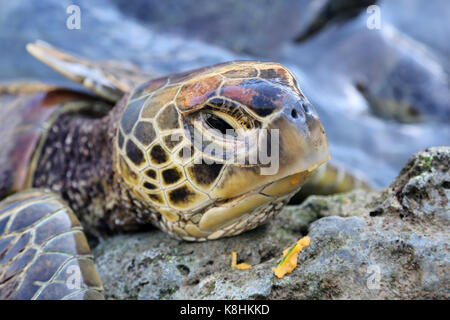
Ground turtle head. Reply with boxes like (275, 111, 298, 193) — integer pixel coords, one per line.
(114, 61, 329, 240)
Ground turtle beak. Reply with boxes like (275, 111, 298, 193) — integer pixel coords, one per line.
(258, 100, 329, 196)
(266, 99, 330, 178)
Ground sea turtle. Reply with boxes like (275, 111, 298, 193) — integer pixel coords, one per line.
(0, 41, 337, 300)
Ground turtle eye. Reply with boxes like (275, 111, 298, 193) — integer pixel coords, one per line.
(204, 112, 237, 136)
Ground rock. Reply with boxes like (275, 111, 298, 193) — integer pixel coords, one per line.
(93, 147, 449, 299)
(374, 146, 449, 222)
(112, 0, 305, 56)
(282, 15, 450, 123)
(111, 0, 376, 56)
(381, 0, 450, 70)
(0, 0, 237, 84)
(293, 0, 378, 42)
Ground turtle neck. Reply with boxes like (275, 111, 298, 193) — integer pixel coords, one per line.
(32, 94, 155, 238)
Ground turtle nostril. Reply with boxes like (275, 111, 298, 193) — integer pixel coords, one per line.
(302, 102, 312, 114)
(291, 109, 299, 119)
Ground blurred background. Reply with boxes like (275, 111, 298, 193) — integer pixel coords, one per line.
(0, 0, 449, 188)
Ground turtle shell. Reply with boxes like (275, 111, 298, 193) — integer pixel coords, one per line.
(0, 84, 109, 199)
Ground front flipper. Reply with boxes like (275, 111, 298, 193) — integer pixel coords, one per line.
(0, 189, 104, 300)
(26, 40, 154, 102)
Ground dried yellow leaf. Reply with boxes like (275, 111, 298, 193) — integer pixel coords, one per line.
(231, 251, 251, 270)
(272, 236, 311, 279)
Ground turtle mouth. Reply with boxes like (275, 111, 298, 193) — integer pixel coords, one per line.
(196, 169, 312, 235)
(212, 158, 325, 207)
(214, 169, 311, 205)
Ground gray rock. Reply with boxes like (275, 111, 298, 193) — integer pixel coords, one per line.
(0, 0, 237, 84)
(112, 0, 305, 56)
(94, 147, 450, 299)
(293, 0, 378, 42)
(111, 0, 375, 56)
(381, 0, 450, 70)
(282, 14, 450, 123)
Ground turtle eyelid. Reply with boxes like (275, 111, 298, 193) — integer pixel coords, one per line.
(204, 112, 237, 136)
(205, 98, 257, 131)
(207, 97, 238, 113)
